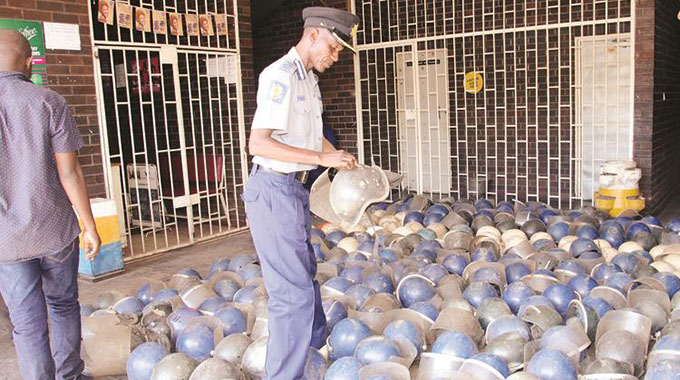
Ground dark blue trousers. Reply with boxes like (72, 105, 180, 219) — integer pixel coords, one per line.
(242, 166, 327, 380)
(0, 238, 87, 380)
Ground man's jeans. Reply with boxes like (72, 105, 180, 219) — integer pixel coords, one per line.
(0, 238, 87, 380)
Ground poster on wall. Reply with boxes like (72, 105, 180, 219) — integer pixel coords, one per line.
(199, 14, 213, 36)
(215, 14, 227, 36)
(116, 3, 133, 29)
(152, 10, 166, 34)
(44, 22, 81, 51)
(168, 13, 183, 36)
(185, 14, 199, 36)
(0, 19, 47, 86)
(135, 7, 150, 32)
(97, 0, 115, 25)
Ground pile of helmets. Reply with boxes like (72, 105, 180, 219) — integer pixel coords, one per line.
(310, 194, 680, 380)
(79, 193, 680, 380)
(79, 252, 283, 380)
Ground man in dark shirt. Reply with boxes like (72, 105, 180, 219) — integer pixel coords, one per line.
(0, 29, 101, 380)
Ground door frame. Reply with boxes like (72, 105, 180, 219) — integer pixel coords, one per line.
(574, 34, 634, 199)
(395, 46, 452, 195)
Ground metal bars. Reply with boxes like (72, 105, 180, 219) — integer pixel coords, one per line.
(353, 0, 634, 208)
(89, 0, 247, 261)
(176, 50, 247, 240)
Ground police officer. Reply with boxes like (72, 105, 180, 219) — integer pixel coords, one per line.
(242, 6, 360, 380)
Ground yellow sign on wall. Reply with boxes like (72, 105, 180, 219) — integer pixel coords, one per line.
(464, 71, 484, 94)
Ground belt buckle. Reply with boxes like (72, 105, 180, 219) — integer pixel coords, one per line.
(298, 171, 309, 183)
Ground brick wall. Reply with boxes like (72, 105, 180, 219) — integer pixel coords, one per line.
(236, 0, 256, 225)
(251, 0, 358, 155)
(632, 0, 680, 214)
(0, 0, 106, 197)
(634, 0, 654, 210)
(238, 0, 256, 129)
(649, 0, 680, 214)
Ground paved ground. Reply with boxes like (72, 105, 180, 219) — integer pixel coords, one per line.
(0, 231, 256, 380)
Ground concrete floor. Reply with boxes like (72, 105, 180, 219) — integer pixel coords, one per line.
(0, 230, 256, 380)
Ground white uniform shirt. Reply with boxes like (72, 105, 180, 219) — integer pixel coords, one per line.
(251, 47, 324, 173)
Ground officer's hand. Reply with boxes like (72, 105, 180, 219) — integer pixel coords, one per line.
(319, 150, 358, 170)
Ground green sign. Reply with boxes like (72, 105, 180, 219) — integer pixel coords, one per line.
(0, 19, 47, 86)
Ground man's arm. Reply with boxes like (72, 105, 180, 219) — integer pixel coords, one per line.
(249, 129, 356, 169)
(322, 137, 337, 153)
(54, 152, 101, 259)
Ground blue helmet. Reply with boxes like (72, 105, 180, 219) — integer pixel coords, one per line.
(207, 258, 230, 278)
(575, 224, 599, 240)
(397, 275, 435, 308)
(526, 348, 577, 380)
(363, 273, 395, 294)
(126, 342, 169, 380)
(214, 306, 247, 336)
(354, 336, 401, 365)
(469, 353, 510, 377)
(324, 357, 362, 380)
(384, 319, 424, 354)
(463, 281, 498, 309)
(503, 281, 535, 314)
(322, 299, 348, 333)
(505, 262, 531, 284)
(653, 272, 680, 297)
(543, 284, 578, 317)
(442, 254, 469, 276)
(431, 331, 478, 359)
(176, 320, 219, 361)
(328, 318, 372, 361)
(567, 274, 597, 298)
(408, 301, 439, 321)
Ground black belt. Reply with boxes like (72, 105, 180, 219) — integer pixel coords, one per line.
(256, 165, 309, 183)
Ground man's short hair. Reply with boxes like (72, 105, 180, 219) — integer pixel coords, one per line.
(0, 29, 32, 69)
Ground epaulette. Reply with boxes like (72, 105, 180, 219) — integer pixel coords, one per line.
(278, 59, 297, 75)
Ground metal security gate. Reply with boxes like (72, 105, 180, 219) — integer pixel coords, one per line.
(89, 0, 248, 260)
(575, 35, 632, 200)
(396, 49, 453, 194)
(353, 0, 635, 209)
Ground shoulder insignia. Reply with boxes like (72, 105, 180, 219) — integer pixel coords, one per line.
(267, 80, 288, 104)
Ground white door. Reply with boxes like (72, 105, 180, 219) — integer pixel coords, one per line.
(577, 36, 632, 200)
(396, 49, 452, 194)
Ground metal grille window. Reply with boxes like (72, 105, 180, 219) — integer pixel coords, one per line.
(353, 0, 634, 209)
(89, 0, 248, 260)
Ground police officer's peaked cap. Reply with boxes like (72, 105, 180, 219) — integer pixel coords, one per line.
(302, 7, 360, 54)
